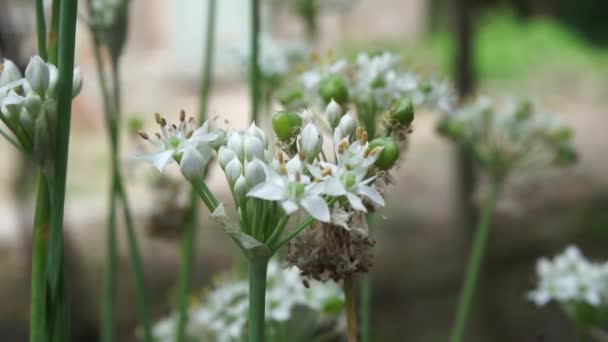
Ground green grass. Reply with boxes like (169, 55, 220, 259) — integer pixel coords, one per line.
(339, 10, 608, 83)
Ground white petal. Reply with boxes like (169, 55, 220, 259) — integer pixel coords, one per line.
(357, 185, 385, 207)
(247, 182, 285, 201)
(322, 177, 346, 196)
(132, 150, 175, 171)
(300, 196, 330, 222)
(179, 147, 206, 182)
(281, 200, 299, 215)
(346, 192, 367, 212)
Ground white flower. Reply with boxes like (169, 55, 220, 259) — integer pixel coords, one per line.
(247, 156, 330, 221)
(133, 112, 219, 171)
(333, 112, 357, 142)
(25, 56, 50, 96)
(180, 146, 206, 182)
(528, 245, 608, 308)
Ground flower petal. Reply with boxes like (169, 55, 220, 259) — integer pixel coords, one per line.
(346, 192, 367, 212)
(247, 182, 285, 201)
(322, 177, 346, 196)
(132, 150, 175, 171)
(300, 195, 330, 222)
(281, 200, 299, 215)
(357, 185, 385, 207)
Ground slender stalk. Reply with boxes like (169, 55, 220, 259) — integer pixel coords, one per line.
(449, 180, 501, 342)
(174, 2, 217, 340)
(576, 327, 588, 342)
(116, 180, 154, 342)
(35, 0, 47, 60)
(30, 174, 50, 342)
(248, 257, 269, 342)
(48, 0, 62, 64)
(249, 0, 261, 123)
(47, 0, 78, 294)
(360, 214, 375, 342)
(344, 274, 358, 342)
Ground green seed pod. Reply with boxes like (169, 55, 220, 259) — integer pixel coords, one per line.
(390, 98, 415, 126)
(553, 126, 573, 141)
(319, 75, 349, 105)
(555, 144, 578, 166)
(437, 119, 466, 140)
(272, 111, 303, 141)
(279, 87, 304, 107)
(514, 99, 532, 122)
(369, 137, 400, 170)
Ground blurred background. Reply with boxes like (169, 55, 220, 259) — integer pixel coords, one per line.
(1, 0, 608, 341)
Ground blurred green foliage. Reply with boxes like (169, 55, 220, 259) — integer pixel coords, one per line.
(339, 11, 608, 83)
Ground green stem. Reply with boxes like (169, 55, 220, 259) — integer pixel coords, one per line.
(48, 0, 62, 65)
(577, 327, 588, 342)
(47, 0, 78, 293)
(198, 0, 216, 121)
(30, 174, 50, 342)
(116, 180, 154, 342)
(360, 214, 375, 342)
(249, 0, 261, 124)
(35, 0, 47, 60)
(344, 274, 358, 342)
(248, 257, 269, 342)
(449, 180, 501, 342)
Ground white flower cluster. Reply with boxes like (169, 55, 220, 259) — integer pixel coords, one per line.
(0, 56, 82, 154)
(528, 246, 608, 308)
(293, 51, 454, 112)
(152, 260, 344, 342)
(438, 97, 577, 176)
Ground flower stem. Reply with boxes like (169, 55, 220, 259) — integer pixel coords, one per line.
(449, 180, 501, 342)
(249, 0, 261, 124)
(48, 0, 62, 65)
(35, 0, 47, 60)
(344, 274, 358, 342)
(30, 173, 50, 342)
(360, 214, 375, 342)
(248, 257, 269, 342)
(116, 179, 154, 342)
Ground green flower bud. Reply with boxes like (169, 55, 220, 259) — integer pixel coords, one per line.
(369, 137, 400, 170)
(390, 98, 415, 126)
(370, 76, 385, 89)
(419, 81, 432, 94)
(272, 111, 302, 141)
(319, 75, 348, 105)
(553, 126, 573, 141)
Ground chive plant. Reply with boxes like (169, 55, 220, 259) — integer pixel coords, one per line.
(0, 0, 82, 340)
(438, 97, 578, 342)
(174, 0, 217, 341)
(85, 0, 154, 340)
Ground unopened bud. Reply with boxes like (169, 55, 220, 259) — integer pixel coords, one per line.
(218, 146, 236, 169)
(25, 56, 50, 96)
(244, 135, 265, 161)
(72, 67, 83, 97)
(225, 158, 243, 186)
(299, 123, 323, 160)
(0, 59, 22, 86)
(227, 132, 244, 160)
(247, 122, 268, 148)
(326, 99, 342, 129)
(233, 175, 248, 202)
(245, 159, 266, 188)
(179, 147, 206, 182)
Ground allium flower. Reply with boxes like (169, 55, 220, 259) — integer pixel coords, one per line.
(248, 155, 330, 221)
(134, 111, 220, 173)
(528, 246, 608, 308)
(152, 259, 344, 342)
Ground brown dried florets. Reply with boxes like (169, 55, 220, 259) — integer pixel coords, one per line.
(287, 212, 374, 282)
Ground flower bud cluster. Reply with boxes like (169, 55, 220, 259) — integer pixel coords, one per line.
(437, 97, 577, 180)
(152, 259, 344, 342)
(0, 56, 82, 162)
(528, 246, 608, 328)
